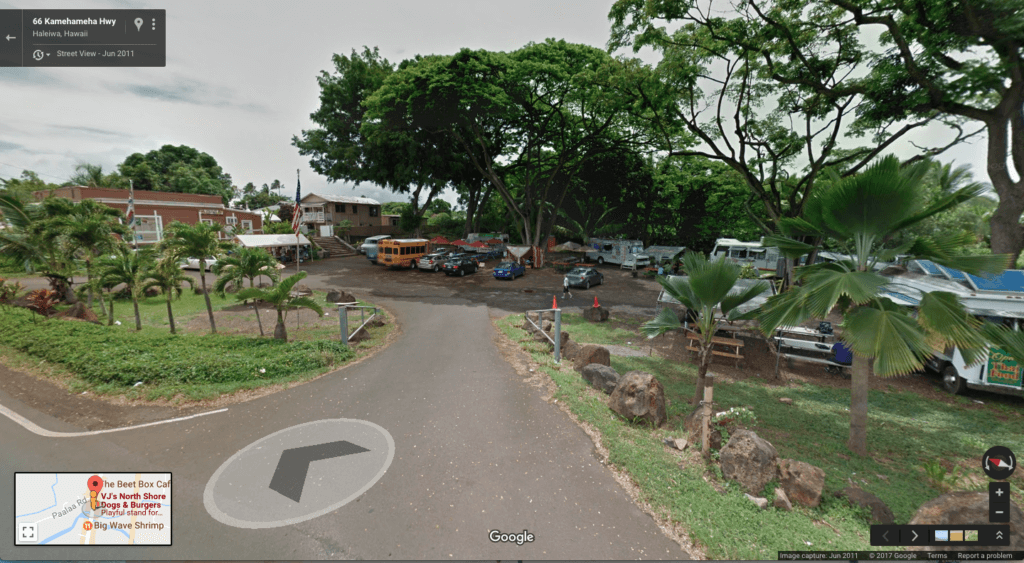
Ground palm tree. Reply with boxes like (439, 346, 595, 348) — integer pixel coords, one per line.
(212, 246, 279, 296)
(97, 244, 156, 331)
(142, 257, 193, 334)
(0, 195, 78, 302)
(758, 156, 1009, 456)
(52, 199, 127, 309)
(641, 251, 768, 407)
(159, 221, 232, 334)
(235, 271, 323, 341)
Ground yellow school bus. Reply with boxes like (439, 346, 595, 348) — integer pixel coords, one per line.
(378, 238, 429, 268)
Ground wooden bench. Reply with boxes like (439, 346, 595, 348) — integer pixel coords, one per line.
(685, 330, 745, 367)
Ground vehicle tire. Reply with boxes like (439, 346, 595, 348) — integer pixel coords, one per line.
(942, 365, 967, 395)
(597, 257, 604, 265)
(433, 265, 440, 272)
(585, 280, 590, 290)
(460, 269, 465, 277)
(599, 276, 603, 285)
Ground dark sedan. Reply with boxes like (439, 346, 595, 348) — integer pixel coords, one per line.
(564, 267, 604, 289)
(443, 257, 479, 276)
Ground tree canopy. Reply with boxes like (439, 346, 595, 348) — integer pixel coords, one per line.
(118, 145, 234, 205)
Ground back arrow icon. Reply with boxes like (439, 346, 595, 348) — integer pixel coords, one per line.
(5, 35, 15, 41)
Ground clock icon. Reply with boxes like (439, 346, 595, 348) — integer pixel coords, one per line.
(32, 49, 44, 61)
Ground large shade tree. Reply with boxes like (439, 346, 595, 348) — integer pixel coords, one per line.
(118, 145, 234, 205)
(758, 156, 1009, 456)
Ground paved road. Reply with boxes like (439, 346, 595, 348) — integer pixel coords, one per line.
(1, 284, 689, 559)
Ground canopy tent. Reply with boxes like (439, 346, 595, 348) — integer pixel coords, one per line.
(468, 241, 488, 248)
(485, 238, 503, 244)
(451, 239, 470, 246)
(430, 236, 450, 244)
(235, 234, 311, 248)
(553, 242, 584, 252)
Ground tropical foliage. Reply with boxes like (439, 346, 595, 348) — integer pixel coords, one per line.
(159, 221, 233, 333)
(235, 271, 324, 341)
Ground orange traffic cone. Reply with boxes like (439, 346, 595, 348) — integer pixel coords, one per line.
(553, 295, 558, 309)
(594, 295, 600, 308)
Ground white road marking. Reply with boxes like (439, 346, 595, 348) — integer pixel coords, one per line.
(0, 403, 227, 437)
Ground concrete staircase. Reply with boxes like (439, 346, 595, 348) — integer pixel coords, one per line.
(310, 235, 357, 258)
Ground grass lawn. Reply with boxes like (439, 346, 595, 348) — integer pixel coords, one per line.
(0, 289, 393, 402)
(494, 312, 1024, 560)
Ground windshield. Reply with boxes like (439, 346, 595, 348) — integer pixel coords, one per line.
(568, 268, 587, 275)
(497, 262, 514, 269)
(631, 246, 644, 254)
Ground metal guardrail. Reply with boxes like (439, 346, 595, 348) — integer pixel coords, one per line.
(334, 302, 378, 345)
(524, 307, 562, 364)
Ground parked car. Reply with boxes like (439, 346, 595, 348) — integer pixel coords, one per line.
(493, 261, 526, 280)
(564, 267, 603, 289)
(180, 257, 219, 270)
(443, 257, 479, 276)
(418, 250, 457, 272)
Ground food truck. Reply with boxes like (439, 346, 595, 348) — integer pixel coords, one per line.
(709, 238, 784, 275)
(585, 238, 650, 268)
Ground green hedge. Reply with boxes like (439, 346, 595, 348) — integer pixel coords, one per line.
(0, 307, 353, 387)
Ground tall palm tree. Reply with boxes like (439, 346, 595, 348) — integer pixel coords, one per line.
(641, 251, 768, 407)
(159, 221, 232, 334)
(142, 257, 193, 334)
(235, 271, 323, 341)
(212, 246, 279, 296)
(758, 156, 1010, 456)
(97, 244, 156, 331)
(52, 199, 127, 309)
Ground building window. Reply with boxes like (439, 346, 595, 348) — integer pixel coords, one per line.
(335, 204, 345, 213)
(369, 206, 379, 217)
(351, 205, 357, 214)
(390, 218, 399, 226)
(241, 220, 253, 233)
(226, 216, 238, 225)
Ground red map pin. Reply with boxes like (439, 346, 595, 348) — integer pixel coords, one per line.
(87, 476, 103, 493)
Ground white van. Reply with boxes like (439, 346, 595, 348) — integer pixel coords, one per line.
(360, 235, 392, 264)
(585, 238, 650, 268)
(710, 238, 783, 275)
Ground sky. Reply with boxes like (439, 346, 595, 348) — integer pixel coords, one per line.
(0, 0, 994, 210)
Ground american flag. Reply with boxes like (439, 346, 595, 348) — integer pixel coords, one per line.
(291, 174, 302, 235)
(126, 180, 136, 243)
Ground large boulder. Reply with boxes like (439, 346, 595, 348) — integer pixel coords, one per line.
(609, 371, 667, 427)
(908, 492, 1024, 552)
(144, 286, 162, 298)
(778, 459, 826, 508)
(774, 488, 793, 511)
(55, 302, 101, 324)
(583, 306, 610, 322)
(581, 364, 621, 394)
(719, 430, 779, 496)
(837, 487, 894, 524)
(573, 345, 610, 372)
(293, 284, 313, 295)
(326, 289, 356, 304)
(683, 405, 723, 449)
(561, 339, 582, 361)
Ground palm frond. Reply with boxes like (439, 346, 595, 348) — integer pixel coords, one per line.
(288, 296, 324, 316)
(640, 307, 681, 339)
(720, 280, 769, 318)
(916, 291, 987, 366)
(842, 301, 932, 376)
(758, 287, 811, 336)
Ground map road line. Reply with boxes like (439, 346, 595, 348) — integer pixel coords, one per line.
(0, 402, 227, 437)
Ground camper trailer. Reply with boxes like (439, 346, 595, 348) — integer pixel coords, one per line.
(710, 238, 783, 275)
(585, 238, 650, 268)
(644, 245, 687, 265)
(886, 260, 1024, 397)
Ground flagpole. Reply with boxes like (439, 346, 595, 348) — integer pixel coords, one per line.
(128, 179, 137, 250)
(295, 169, 301, 275)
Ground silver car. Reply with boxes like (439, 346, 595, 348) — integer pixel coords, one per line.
(418, 250, 456, 272)
(564, 267, 604, 289)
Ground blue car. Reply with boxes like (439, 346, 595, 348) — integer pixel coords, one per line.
(493, 261, 526, 280)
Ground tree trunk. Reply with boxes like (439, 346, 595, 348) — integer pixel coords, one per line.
(132, 294, 142, 331)
(989, 193, 1024, 266)
(200, 262, 217, 334)
(986, 112, 1024, 265)
(848, 354, 870, 456)
(166, 293, 176, 334)
(108, 293, 114, 325)
(693, 343, 711, 405)
(274, 309, 287, 341)
(85, 259, 94, 308)
(254, 301, 265, 337)
(701, 374, 714, 458)
(95, 283, 106, 321)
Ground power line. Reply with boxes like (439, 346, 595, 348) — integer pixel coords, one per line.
(0, 161, 68, 182)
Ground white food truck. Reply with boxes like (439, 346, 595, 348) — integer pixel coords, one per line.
(886, 260, 1024, 397)
(710, 238, 784, 275)
(586, 238, 650, 268)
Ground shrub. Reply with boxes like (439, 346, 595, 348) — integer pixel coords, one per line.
(0, 307, 354, 387)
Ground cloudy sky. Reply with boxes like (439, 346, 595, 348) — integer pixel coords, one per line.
(0, 0, 993, 209)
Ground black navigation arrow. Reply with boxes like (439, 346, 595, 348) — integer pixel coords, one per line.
(269, 440, 370, 502)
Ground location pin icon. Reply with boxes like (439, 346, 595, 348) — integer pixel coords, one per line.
(134, 18, 143, 31)
(87, 475, 103, 510)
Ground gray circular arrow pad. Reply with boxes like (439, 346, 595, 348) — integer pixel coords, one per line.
(203, 418, 394, 528)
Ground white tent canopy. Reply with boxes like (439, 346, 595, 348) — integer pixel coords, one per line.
(235, 234, 310, 248)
